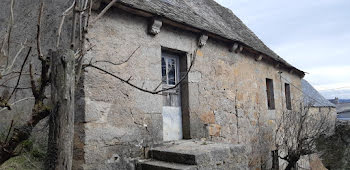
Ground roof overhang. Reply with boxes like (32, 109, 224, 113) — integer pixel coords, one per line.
(99, 0, 305, 78)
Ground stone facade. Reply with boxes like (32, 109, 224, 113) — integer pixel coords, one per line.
(74, 6, 305, 169)
(3, 0, 336, 169)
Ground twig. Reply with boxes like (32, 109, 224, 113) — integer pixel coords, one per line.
(4, 120, 14, 144)
(71, 2, 77, 49)
(8, 47, 32, 100)
(57, 0, 76, 48)
(0, 74, 28, 86)
(29, 63, 38, 98)
(153, 81, 162, 91)
(0, 31, 7, 57)
(75, 53, 84, 85)
(0, 0, 15, 71)
(0, 84, 31, 90)
(6, 0, 15, 67)
(36, 1, 44, 60)
(1, 39, 27, 75)
(86, 0, 93, 28)
(93, 46, 140, 65)
(90, 0, 117, 25)
(1, 71, 21, 78)
(79, 0, 83, 48)
(0, 97, 35, 113)
(84, 49, 197, 95)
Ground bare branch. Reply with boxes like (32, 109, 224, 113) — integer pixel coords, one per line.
(84, 49, 197, 95)
(70, 2, 77, 49)
(86, 0, 93, 28)
(8, 47, 32, 100)
(75, 51, 84, 85)
(1, 39, 27, 76)
(90, 0, 117, 25)
(0, 97, 35, 113)
(36, 1, 44, 60)
(0, 74, 25, 86)
(93, 46, 140, 66)
(57, 0, 76, 48)
(5, 0, 15, 67)
(29, 63, 38, 98)
(4, 120, 14, 144)
(0, 0, 14, 70)
(0, 84, 31, 90)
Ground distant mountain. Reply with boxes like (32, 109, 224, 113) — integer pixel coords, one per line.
(328, 98, 350, 104)
(339, 99, 350, 103)
(319, 89, 350, 100)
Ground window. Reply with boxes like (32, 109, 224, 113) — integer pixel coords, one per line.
(266, 78, 275, 110)
(161, 54, 178, 86)
(285, 83, 292, 110)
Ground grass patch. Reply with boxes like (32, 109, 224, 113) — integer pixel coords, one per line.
(0, 138, 46, 170)
(0, 152, 43, 170)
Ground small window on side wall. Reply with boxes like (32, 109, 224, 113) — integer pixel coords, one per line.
(266, 78, 275, 110)
(285, 83, 292, 110)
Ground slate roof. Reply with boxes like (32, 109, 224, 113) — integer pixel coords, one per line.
(302, 79, 336, 107)
(336, 103, 350, 113)
(117, 0, 304, 75)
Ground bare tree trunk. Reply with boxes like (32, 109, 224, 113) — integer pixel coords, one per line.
(285, 161, 297, 170)
(45, 49, 75, 170)
(272, 150, 279, 170)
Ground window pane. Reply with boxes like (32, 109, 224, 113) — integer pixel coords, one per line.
(161, 57, 166, 84)
(266, 78, 275, 110)
(285, 83, 291, 110)
(167, 58, 176, 85)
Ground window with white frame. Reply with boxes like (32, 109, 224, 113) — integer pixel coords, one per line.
(162, 54, 179, 86)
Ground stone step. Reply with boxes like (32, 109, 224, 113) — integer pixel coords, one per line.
(149, 140, 242, 166)
(150, 149, 197, 165)
(138, 160, 197, 170)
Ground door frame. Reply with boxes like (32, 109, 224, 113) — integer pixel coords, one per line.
(161, 47, 191, 140)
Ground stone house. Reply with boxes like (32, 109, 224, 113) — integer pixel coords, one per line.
(72, 0, 310, 169)
(301, 79, 337, 125)
(301, 79, 337, 135)
(302, 79, 336, 109)
(1, 0, 336, 169)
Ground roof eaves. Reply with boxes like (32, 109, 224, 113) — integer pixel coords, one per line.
(112, 0, 305, 77)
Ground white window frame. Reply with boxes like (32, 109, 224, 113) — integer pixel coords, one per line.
(162, 53, 180, 87)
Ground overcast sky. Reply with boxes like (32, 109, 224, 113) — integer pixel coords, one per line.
(214, 0, 350, 99)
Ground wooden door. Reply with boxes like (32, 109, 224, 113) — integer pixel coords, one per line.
(161, 52, 183, 141)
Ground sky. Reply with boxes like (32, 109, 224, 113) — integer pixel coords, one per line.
(214, 0, 350, 99)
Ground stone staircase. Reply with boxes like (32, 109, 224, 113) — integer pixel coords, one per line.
(137, 140, 248, 170)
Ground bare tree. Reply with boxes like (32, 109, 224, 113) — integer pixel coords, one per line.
(274, 102, 334, 170)
(0, 0, 94, 166)
(0, 0, 51, 164)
